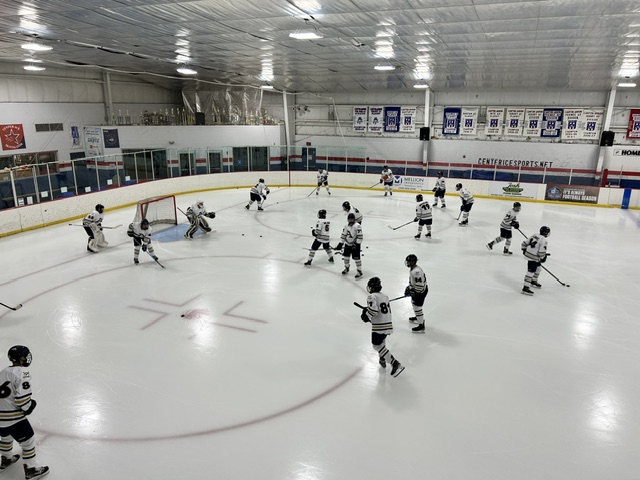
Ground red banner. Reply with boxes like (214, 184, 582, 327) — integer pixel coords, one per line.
(627, 109, 640, 139)
(0, 124, 26, 150)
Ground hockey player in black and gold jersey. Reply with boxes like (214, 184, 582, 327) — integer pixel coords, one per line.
(404, 254, 428, 333)
(304, 209, 334, 267)
(521, 226, 550, 296)
(335, 213, 363, 279)
(413, 194, 433, 239)
(487, 202, 521, 254)
(360, 277, 405, 377)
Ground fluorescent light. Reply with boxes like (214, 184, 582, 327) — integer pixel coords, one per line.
(414, 81, 429, 89)
(176, 66, 197, 75)
(21, 43, 52, 52)
(618, 82, 637, 87)
(24, 65, 45, 71)
(261, 85, 274, 90)
(374, 61, 395, 71)
(289, 31, 323, 40)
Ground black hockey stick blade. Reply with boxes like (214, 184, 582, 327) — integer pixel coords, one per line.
(145, 250, 165, 268)
(353, 302, 367, 309)
(0, 302, 22, 311)
(388, 220, 414, 231)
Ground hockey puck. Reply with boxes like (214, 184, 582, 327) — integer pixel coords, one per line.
(242, 234, 244, 236)
(260, 235, 262, 237)
(181, 314, 185, 317)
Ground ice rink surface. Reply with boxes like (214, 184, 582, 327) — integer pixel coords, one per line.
(1, 185, 639, 480)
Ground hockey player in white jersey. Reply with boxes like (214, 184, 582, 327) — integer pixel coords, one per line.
(82, 203, 108, 253)
(380, 166, 394, 196)
(127, 218, 159, 265)
(487, 202, 521, 254)
(341, 201, 363, 224)
(360, 277, 405, 377)
(335, 213, 363, 279)
(432, 171, 446, 208)
(413, 194, 433, 239)
(245, 178, 270, 211)
(184, 200, 215, 239)
(304, 209, 334, 266)
(404, 254, 429, 333)
(521, 226, 550, 295)
(315, 168, 331, 195)
(456, 183, 474, 226)
(0, 346, 50, 480)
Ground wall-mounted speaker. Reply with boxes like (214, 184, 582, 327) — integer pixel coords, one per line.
(600, 130, 614, 146)
(419, 127, 430, 141)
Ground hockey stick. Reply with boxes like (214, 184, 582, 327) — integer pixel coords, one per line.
(387, 220, 414, 231)
(456, 209, 462, 221)
(177, 207, 189, 218)
(68, 224, 122, 229)
(516, 228, 570, 287)
(306, 187, 318, 197)
(0, 302, 23, 311)
(368, 181, 381, 188)
(145, 249, 165, 269)
(354, 296, 405, 310)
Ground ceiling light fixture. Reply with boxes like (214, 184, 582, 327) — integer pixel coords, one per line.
(374, 60, 395, 71)
(21, 42, 52, 52)
(24, 64, 45, 71)
(176, 66, 197, 75)
(413, 80, 429, 89)
(618, 82, 637, 87)
(289, 19, 323, 40)
(261, 84, 274, 90)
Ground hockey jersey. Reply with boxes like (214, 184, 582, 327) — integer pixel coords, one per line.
(500, 208, 519, 230)
(187, 203, 207, 218)
(409, 265, 428, 294)
(82, 210, 104, 227)
(340, 222, 363, 246)
(366, 291, 393, 334)
(0, 365, 34, 426)
(313, 219, 331, 243)
(317, 170, 328, 182)
(128, 222, 153, 242)
(250, 182, 269, 197)
(415, 201, 433, 220)
(522, 234, 548, 261)
(434, 177, 446, 191)
(345, 206, 363, 223)
(381, 168, 393, 183)
(459, 187, 474, 204)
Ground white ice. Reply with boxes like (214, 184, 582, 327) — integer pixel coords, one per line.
(0, 186, 639, 480)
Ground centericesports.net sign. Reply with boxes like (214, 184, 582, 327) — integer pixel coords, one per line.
(392, 175, 426, 191)
(488, 182, 538, 199)
(545, 184, 599, 204)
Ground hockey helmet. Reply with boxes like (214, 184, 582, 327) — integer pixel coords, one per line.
(8, 345, 32, 367)
(141, 218, 150, 229)
(259, 178, 265, 184)
(437, 171, 443, 177)
(95, 204, 105, 214)
(539, 226, 551, 237)
(317, 209, 327, 219)
(513, 202, 521, 212)
(367, 277, 382, 294)
(405, 254, 418, 267)
(416, 194, 423, 202)
(347, 213, 356, 223)
(383, 165, 388, 170)
(342, 201, 351, 211)
(455, 183, 463, 191)
(196, 200, 204, 208)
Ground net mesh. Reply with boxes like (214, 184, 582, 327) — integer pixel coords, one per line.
(132, 195, 177, 226)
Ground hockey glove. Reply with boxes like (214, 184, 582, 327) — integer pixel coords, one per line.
(127, 230, 134, 238)
(24, 399, 37, 416)
(334, 243, 343, 252)
(512, 221, 519, 230)
(460, 205, 464, 211)
(414, 217, 419, 222)
(540, 255, 547, 263)
(360, 310, 370, 323)
(206, 212, 216, 219)
(311, 228, 317, 237)
(432, 187, 437, 192)
(404, 286, 413, 297)
(379, 179, 383, 183)
(262, 194, 267, 200)
(266, 189, 270, 195)
(142, 244, 147, 252)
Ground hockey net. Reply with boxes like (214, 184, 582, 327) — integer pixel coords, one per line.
(132, 195, 177, 226)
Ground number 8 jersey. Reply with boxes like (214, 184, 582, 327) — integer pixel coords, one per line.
(366, 292, 393, 334)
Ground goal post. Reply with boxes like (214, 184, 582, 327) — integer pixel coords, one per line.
(132, 195, 177, 226)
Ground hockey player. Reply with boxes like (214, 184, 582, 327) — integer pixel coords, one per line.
(341, 201, 363, 224)
(456, 183, 474, 226)
(521, 226, 550, 296)
(304, 209, 334, 266)
(335, 213, 363, 279)
(360, 277, 405, 377)
(413, 194, 433, 239)
(82, 204, 108, 253)
(404, 254, 428, 334)
(245, 178, 270, 211)
(127, 218, 159, 265)
(0, 346, 50, 480)
(315, 168, 331, 195)
(487, 202, 521, 254)
(432, 171, 446, 208)
(380, 165, 394, 196)
(184, 200, 215, 239)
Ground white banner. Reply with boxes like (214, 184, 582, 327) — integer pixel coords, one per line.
(524, 108, 544, 137)
(353, 106, 367, 132)
(488, 182, 538, 199)
(84, 127, 103, 156)
(368, 106, 384, 133)
(392, 175, 425, 191)
(581, 109, 603, 140)
(505, 108, 525, 136)
(461, 108, 478, 135)
(562, 108, 583, 140)
(485, 108, 504, 135)
(400, 106, 417, 132)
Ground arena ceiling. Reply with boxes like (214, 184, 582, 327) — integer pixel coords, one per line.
(0, 0, 638, 93)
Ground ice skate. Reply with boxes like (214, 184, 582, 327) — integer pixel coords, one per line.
(425, 232, 431, 238)
(341, 266, 350, 275)
(390, 192, 392, 196)
(412, 323, 426, 334)
(390, 359, 405, 377)
(379, 357, 386, 368)
(354, 270, 363, 279)
(459, 219, 468, 226)
(304, 261, 312, 268)
(521, 286, 534, 296)
(441, 205, 446, 208)
(414, 233, 421, 239)
(24, 465, 50, 480)
(530, 281, 542, 288)
(0, 454, 20, 471)
(384, 192, 388, 197)
(245, 204, 250, 210)
(134, 258, 139, 265)
(328, 257, 334, 263)
(486, 242, 494, 250)
(316, 190, 318, 195)
(257, 206, 264, 211)
(503, 248, 512, 255)
(408, 316, 418, 324)
(328, 191, 331, 195)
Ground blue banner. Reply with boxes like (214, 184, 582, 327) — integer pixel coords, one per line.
(442, 107, 461, 135)
(384, 106, 401, 133)
(541, 109, 563, 137)
(103, 128, 120, 148)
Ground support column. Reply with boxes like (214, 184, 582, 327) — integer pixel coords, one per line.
(422, 87, 431, 172)
(595, 87, 616, 185)
(102, 71, 113, 125)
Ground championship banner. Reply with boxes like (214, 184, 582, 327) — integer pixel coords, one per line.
(368, 106, 384, 133)
(562, 109, 583, 140)
(581, 109, 603, 140)
(384, 106, 401, 133)
(485, 108, 504, 135)
(524, 109, 544, 137)
(461, 108, 478, 135)
(0, 124, 26, 150)
(505, 108, 525, 136)
(541, 108, 563, 137)
(626, 109, 640, 139)
(442, 107, 461, 135)
(545, 184, 598, 204)
(70, 125, 82, 149)
(84, 127, 103, 156)
(400, 106, 417, 132)
(353, 106, 367, 133)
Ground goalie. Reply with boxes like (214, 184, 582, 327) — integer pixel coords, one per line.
(82, 204, 108, 253)
(184, 200, 215, 239)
